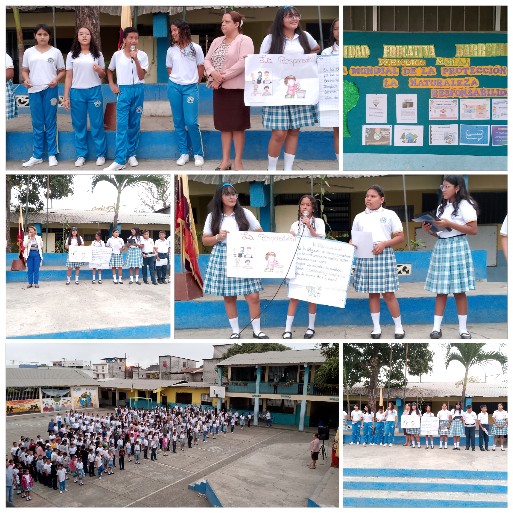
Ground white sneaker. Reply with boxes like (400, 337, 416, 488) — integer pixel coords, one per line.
(389, 443, 392, 447)
(349, 442, 354, 445)
(75, 157, 86, 167)
(96, 156, 106, 166)
(104, 161, 126, 171)
(194, 155, 204, 167)
(22, 157, 43, 167)
(362, 443, 366, 446)
(356, 442, 359, 445)
(49, 155, 58, 166)
(176, 154, 189, 166)
(128, 156, 139, 167)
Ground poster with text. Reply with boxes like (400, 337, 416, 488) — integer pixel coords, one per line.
(460, 124, 490, 146)
(318, 54, 339, 127)
(88, 247, 113, 269)
(492, 125, 508, 146)
(68, 245, 92, 263)
(401, 414, 421, 429)
(226, 232, 296, 279)
(420, 416, 440, 436)
(394, 125, 424, 146)
(244, 54, 319, 106)
(366, 94, 388, 123)
(460, 99, 491, 120)
(492, 98, 508, 121)
(429, 124, 459, 145)
(362, 125, 392, 146)
(428, 99, 459, 120)
(396, 94, 417, 123)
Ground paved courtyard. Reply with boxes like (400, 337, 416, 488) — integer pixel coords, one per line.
(7, 410, 338, 508)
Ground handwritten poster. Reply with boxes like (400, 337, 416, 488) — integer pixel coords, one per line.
(226, 232, 296, 279)
(492, 99, 508, 121)
(394, 125, 424, 146)
(429, 99, 459, 121)
(420, 416, 439, 436)
(288, 238, 354, 308)
(401, 415, 421, 429)
(366, 94, 388, 123)
(429, 124, 459, 145)
(362, 125, 392, 146)
(396, 94, 417, 123)
(244, 54, 319, 106)
(88, 247, 113, 269)
(317, 54, 339, 127)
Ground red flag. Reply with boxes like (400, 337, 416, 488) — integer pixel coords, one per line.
(175, 175, 203, 289)
(17, 205, 26, 265)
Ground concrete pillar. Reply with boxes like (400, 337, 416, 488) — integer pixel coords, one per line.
(254, 365, 262, 426)
(217, 366, 223, 385)
(299, 364, 310, 431)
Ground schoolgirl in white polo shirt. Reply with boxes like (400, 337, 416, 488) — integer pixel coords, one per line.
(90, 231, 105, 284)
(63, 26, 107, 167)
(351, 185, 405, 339)
(105, 27, 149, 171)
(422, 175, 478, 339)
(106, 229, 125, 284)
(21, 24, 65, 168)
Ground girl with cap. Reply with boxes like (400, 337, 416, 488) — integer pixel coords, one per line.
(64, 227, 86, 285)
(202, 183, 269, 339)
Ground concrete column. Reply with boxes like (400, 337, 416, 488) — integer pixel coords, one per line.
(299, 364, 310, 431)
(254, 365, 262, 426)
(217, 367, 223, 385)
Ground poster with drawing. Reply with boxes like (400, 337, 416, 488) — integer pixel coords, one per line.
(288, 238, 354, 308)
(394, 125, 424, 146)
(226, 232, 297, 279)
(317, 54, 339, 127)
(244, 54, 319, 106)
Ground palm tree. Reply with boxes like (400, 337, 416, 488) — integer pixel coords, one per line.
(91, 175, 167, 229)
(445, 343, 507, 406)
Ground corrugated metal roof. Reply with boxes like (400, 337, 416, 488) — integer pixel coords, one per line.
(97, 379, 209, 390)
(346, 382, 507, 398)
(218, 349, 324, 367)
(7, 368, 98, 387)
(9, 210, 170, 226)
(187, 175, 381, 186)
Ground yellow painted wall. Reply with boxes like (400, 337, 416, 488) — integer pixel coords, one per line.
(161, 386, 210, 405)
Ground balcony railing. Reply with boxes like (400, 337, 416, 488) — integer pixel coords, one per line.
(298, 383, 339, 396)
(226, 381, 338, 397)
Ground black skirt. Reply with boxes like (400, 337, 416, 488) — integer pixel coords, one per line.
(213, 88, 251, 131)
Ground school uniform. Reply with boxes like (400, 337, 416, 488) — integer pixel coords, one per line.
(384, 408, 397, 445)
(362, 412, 374, 445)
(425, 200, 477, 294)
(65, 236, 86, 268)
(259, 33, 318, 130)
(166, 43, 205, 157)
(477, 411, 489, 450)
(290, 217, 326, 238)
(22, 46, 65, 158)
(406, 413, 421, 436)
(321, 42, 339, 56)
(374, 411, 386, 445)
(155, 238, 169, 283)
(6, 53, 17, 119)
(107, 236, 125, 267)
(437, 409, 451, 437)
(23, 234, 44, 285)
(449, 409, 465, 437)
(203, 208, 263, 296)
(352, 207, 403, 293)
(141, 237, 157, 284)
(491, 410, 508, 436)
(108, 49, 149, 165)
(350, 409, 362, 444)
(66, 51, 107, 159)
(125, 236, 143, 268)
(463, 410, 477, 449)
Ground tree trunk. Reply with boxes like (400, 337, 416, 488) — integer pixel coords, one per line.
(112, 186, 122, 230)
(6, 177, 13, 252)
(12, 8, 24, 82)
(461, 367, 469, 408)
(367, 345, 380, 410)
(75, 7, 102, 52)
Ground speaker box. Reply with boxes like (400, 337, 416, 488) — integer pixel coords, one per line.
(318, 426, 330, 440)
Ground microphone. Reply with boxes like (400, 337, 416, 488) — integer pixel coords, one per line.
(302, 210, 309, 218)
(130, 45, 136, 62)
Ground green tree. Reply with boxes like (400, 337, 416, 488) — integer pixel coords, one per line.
(223, 343, 290, 359)
(445, 343, 507, 407)
(314, 343, 338, 387)
(6, 175, 74, 252)
(342, 343, 433, 410)
(91, 175, 167, 229)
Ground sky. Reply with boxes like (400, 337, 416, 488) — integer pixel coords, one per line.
(5, 342, 318, 369)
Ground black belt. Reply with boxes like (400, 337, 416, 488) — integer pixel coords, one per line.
(465, 424, 476, 427)
(438, 234, 466, 239)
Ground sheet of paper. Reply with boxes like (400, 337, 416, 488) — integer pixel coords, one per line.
(351, 230, 374, 259)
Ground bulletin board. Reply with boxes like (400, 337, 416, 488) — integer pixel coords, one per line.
(343, 32, 507, 156)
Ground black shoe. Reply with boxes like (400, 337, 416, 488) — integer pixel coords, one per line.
(152, 282, 158, 285)
(370, 332, 381, 339)
(304, 329, 315, 339)
(480, 447, 485, 451)
(136, 281, 141, 285)
(460, 331, 472, 339)
(143, 281, 148, 284)
(452, 447, 458, 450)
(395, 331, 405, 339)
(253, 332, 269, 339)
(465, 447, 469, 450)
(229, 333, 240, 339)
(472, 448, 475, 451)
(430, 330, 442, 339)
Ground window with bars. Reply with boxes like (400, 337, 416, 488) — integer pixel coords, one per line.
(6, 387, 39, 401)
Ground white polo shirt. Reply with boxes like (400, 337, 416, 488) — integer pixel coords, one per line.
(493, 410, 508, 422)
(321, 42, 339, 55)
(22, 46, 65, 93)
(477, 412, 489, 424)
(260, 31, 318, 54)
(385, 409, 397, 421)
(108, 49, 149, 85)
(375, 411, 386, 422)
(423, 412, 434, 417)
(463, 411, 477, 426)
(290, 217, 326, 238)
(6, 53, 14, 69)
(351, 410, 363, 422)
(451, 409, 464, 420)
(66, 51, 105, 88)
(106, 236, 124, 255)
(142, 238, 156, 254)
(437, 409, 451, 421)
(437, 199, 477, 238)
(203, 208, 261, 243)
(362, 412, 374, 423)
(166, 43, 204, 85)
(352, 207, 404, 244)
(155, 238, 169, 253)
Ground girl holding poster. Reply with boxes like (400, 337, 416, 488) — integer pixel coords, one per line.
(106, 229, 125, 284)
(90, 231, 105, 284)
(202, 183, 268, 339)
(422, 405, 435, 449)
(320, 18, 339, 161)
(260, 6, 320, 171)
(422, 175, 478, 339)
(351, 185, 406, 339)
(64, 227, 85, 285)
(282, 195, 325, 339)
(449, 402, 464, 450)
(407, 403, 422, 448)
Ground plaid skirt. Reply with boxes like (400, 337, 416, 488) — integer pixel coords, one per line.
(491, 420, 508, 435)
(425, 236, 475, 294)
(204, 243, 263, 296)
(66, 257, 87, 268)
(125, 247, 143, 268)
(438, 419, 450, 436)
(6, 80, 18, 119)
(109, 253, 124, 267)
(262, 105, 318, 130)
(353, 247, 399, 293)
(449, 418, 465, 436)
(406, 427, 420, 435)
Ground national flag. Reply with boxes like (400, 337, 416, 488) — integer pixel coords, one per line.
(175, 175, 203, 289)
(17, 205, 26, 265)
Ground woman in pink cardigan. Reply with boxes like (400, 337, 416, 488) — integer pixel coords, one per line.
(204, 11, 254, 171)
